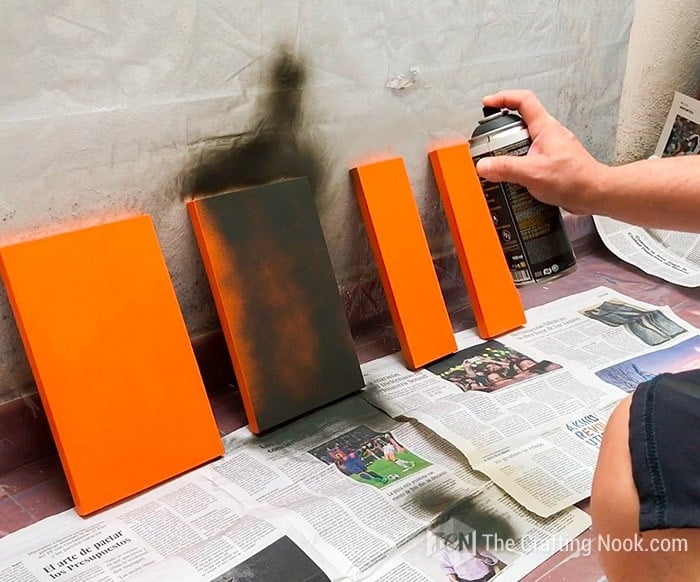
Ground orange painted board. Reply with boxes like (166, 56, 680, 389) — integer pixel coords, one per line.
(187, 178, 364, 434)
(351, 157, 457, 369)
(429, 144, 526, 338)
(0, 216, 223, 516)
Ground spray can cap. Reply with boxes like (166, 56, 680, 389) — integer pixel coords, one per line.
(471, 107, 524, 139)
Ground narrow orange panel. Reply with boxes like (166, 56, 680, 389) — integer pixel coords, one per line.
(0, 216, 223, 516)
(351, 158, 457, 369)
(429, 144, 526, 338)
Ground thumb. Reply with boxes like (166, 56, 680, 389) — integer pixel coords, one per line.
(476, 155, 531, 186)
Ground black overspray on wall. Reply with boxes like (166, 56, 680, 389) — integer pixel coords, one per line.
(183, 47, 322, 199)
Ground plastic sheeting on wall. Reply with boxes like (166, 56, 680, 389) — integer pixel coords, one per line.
(0, 1, 634, 399)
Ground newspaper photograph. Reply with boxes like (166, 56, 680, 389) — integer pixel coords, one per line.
(655, 91, 700, 157)
(594, 91, 700, 286)
(362, 286, 697, 517)
(596, 335, 700, 391)
(0, 395, 590, 582)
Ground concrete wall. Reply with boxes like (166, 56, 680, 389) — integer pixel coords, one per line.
(616, 1, 700, 162)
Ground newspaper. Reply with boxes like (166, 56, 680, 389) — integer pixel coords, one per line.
(362, 286, 696, 518)
(0, 396, 589, 582)
(594, 91, 700, 286)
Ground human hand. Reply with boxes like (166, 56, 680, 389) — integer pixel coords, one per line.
(475, 90, 607, 215)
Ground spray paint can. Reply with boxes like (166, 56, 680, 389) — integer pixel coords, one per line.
(469, 106, 577, 285)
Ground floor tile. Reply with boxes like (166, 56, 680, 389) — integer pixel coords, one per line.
(210, 389, 247, 436)
(0, 395, 55, 475)
(13, 478, 73, 522)
(0, 454, 64, 497)
(0, 496, 34, 538)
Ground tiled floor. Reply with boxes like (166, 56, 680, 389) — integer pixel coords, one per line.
(1, 236, 699, 580)
(0, 380, 248, 534)
(0, 349, 252, 539)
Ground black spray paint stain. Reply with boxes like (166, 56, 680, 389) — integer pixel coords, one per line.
(429, 495, 516, 546)
(183, 48, 322, 199)
(408, 489, 516, 549)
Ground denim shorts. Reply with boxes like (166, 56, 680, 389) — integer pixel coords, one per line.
(629, 369, 700, 531)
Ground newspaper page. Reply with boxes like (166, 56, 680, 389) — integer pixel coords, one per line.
(0, 396, 590, 582)
(363, 343, 624, 518)
(206, 396, 588, 581)
(507, 286, 699, 390)
(594, 91, 700, 286)
(0, 472, 293, 582)
(362, 286, 697, 517)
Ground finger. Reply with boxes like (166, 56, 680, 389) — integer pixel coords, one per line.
(475, 155, 532, 186)
(482, 90, 550, 134)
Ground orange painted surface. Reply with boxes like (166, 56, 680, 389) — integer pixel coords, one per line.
(188, 200, 259, 432)
(429, 144, 526, 338)
(351, 157, 456, 369)
(0, 216, 223, 516)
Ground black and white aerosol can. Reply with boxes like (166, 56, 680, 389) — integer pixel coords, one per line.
(469, 106, 577, 285)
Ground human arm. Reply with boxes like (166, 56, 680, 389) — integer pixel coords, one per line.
(475, 90, 700, 232)
(462, 359, 478, 378)
(476, 549, 498, 566)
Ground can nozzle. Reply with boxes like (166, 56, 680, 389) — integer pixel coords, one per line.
(482, 106, 501, 117)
